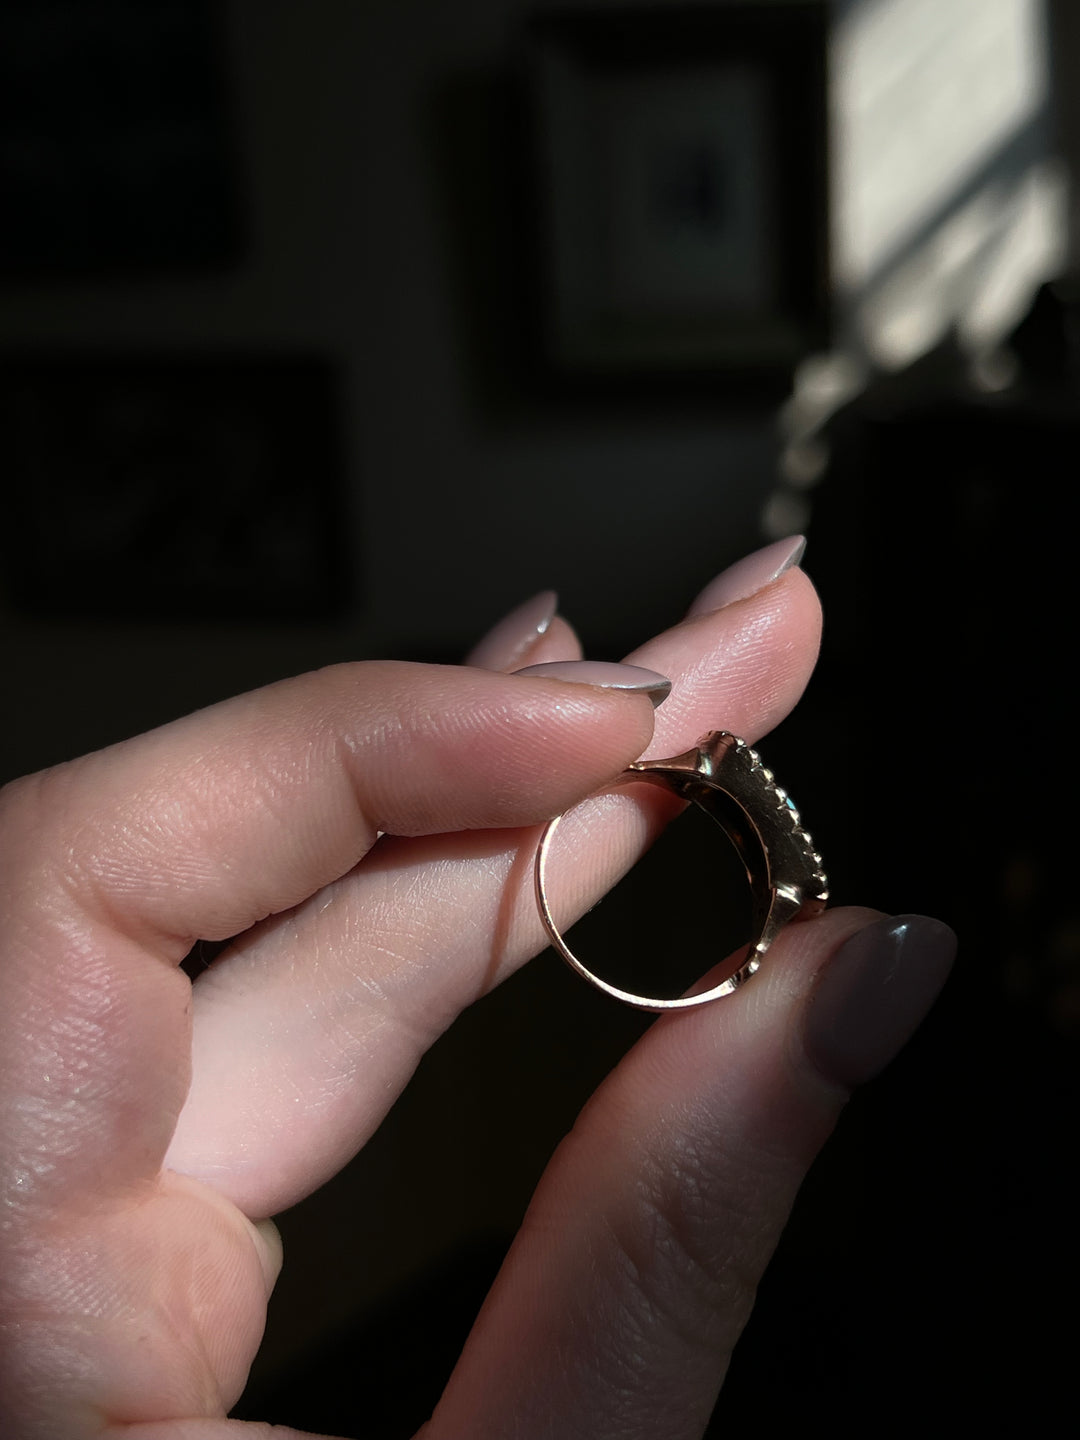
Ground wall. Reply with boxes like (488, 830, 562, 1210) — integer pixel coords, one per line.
(0, 0, 1066, 1401)
(1, 1, 792, 788)
(1, 0, 1060, 781)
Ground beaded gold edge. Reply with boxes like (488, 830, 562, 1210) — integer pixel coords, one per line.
(690, 731, 829, 905)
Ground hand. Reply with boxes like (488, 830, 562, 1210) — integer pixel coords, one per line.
(0, 548, 954, 1439)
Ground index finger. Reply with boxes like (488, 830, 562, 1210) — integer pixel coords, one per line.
(0, 662, 658, 1214)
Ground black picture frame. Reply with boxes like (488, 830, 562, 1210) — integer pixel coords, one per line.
(0, 355, 350, 622)
(526, 4, 829, 387)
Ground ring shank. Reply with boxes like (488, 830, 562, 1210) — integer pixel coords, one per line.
(533, 734, 826, 1013)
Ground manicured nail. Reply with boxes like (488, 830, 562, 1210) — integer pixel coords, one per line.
(688, 536, 806, 616)
(803, 915, 956, 1089)
(512, 660, 672, 708)
(466, 590, 558, 669)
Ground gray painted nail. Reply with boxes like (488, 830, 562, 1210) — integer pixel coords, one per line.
(688, 536, 806, 617)
(467, 590, 557, 669)
(512, 660, 672, 708)
(803, 915, 956, 1089)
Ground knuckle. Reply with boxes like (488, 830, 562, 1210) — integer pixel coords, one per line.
(0, 761, 128, 943)
(600, 1133, 763, 1355)
(0, 766, 77, 896)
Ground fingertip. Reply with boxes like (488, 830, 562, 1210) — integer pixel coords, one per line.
(465, 590, 558, 670)
(521, 613, 585, 668)
(465, 594, 588, 674)
(249, 1217, 284, 1298)
(802, 913, 956, 1090)
(687, 535, 807, 617)
(623, 565, 821, 759)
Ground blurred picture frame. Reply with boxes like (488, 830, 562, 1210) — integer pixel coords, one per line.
(526, 3, 829, 386)
(0, 355, 349, 622)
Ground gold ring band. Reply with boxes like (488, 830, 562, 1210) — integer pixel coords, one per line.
(534, 731, 828, 1012)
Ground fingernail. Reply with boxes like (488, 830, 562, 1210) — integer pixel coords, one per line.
(466, 590, 558, 669)
(687, 535, 806, 616)
(512, 660, 672, 708)
(803, 915, 956, 1089)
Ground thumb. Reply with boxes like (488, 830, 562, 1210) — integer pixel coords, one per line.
(427, 909, 955, 1440)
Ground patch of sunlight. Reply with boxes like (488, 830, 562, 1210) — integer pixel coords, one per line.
(832, 0, 1064, 366)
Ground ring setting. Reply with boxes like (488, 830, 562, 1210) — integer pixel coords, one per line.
(534, 731, 828, 1013)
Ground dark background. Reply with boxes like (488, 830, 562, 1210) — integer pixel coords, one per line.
(1, 1, 1076, 1434)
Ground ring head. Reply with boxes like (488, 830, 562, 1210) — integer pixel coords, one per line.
(535, 731, 827, 1013)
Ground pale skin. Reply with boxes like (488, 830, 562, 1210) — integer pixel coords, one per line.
(0, 567, 930, 1438)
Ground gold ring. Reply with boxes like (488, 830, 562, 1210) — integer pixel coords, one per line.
(534, 731, 828, 1012)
